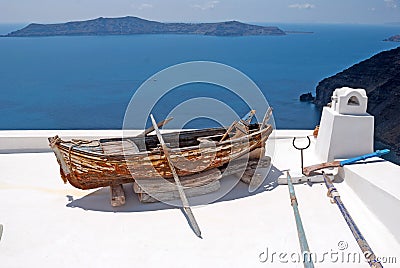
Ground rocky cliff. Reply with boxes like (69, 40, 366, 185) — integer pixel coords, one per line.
(314, 46, 400, 155)
(3, 16, 285, 37)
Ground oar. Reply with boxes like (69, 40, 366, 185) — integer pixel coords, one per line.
(322, 172, 383, 267)
(286, 171, 314, 268)
(137, 117, 173, 137)
(303, 149, 390, 176)
(149, 114, 202, 238)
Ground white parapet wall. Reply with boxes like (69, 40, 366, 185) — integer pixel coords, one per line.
(343, 159, 400, 243)
(0, 130, 127, 153)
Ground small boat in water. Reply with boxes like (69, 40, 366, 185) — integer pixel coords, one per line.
(48, 111, 273, 191)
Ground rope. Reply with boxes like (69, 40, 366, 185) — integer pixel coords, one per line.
(327, 187, 340, 203)
(71, 139, 100, 147)
(50, 137, 99, 147)
(290, 195, 297, 206)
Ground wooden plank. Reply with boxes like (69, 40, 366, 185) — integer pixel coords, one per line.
(235, 168, 257, 184)
(232, 156, 271, 185)
(220, 156, 271, 177)
(138, 180, 220, 203)
(220, 158, 248, 177)
(110, 184, 126, 207)
(133, 168, 221, 193)
(303, 161, 341, 176)
(249, 156, 271, 168)
(248, 147, 265, 160)
(101, 140, 139, 155)
(150, 114, 202, 238)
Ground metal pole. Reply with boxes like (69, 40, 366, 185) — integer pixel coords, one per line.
(322, 172, 383, 268)
(287, 171, 314, 268)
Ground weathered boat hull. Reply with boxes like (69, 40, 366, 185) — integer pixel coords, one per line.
(49, 123, 272, 190)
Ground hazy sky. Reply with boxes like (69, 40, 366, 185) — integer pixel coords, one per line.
(0, 0, 399, 24)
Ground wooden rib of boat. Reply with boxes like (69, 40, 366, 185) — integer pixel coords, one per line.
(48, 118, 273, 191)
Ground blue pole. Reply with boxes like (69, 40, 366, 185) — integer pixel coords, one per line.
(287, 171, 314, 268)
(340, 149, 390, 166)
(322, 172, 383, 268)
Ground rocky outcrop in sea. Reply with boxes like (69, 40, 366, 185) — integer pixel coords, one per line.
(299, 92, 315, 102)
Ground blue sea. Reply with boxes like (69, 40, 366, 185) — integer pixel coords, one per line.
(0, 23, 399, 130)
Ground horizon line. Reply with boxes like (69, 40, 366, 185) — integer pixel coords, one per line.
(0, 16, 399, 26)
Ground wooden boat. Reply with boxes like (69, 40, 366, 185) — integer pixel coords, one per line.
(48, 112, 273, 191)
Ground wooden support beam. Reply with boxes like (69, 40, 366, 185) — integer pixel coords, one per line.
(134, 168, 221, 194)
(110, 184, 126, 207)
(137, 180, 220, 203)
(235, 168, 257, 184)
(220, 156, 271, 179)
(229, 156, 271, 187)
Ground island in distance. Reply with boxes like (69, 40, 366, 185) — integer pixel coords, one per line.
(3, 16, 286, 37)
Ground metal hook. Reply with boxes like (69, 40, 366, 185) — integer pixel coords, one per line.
(292, 136, 311, 175)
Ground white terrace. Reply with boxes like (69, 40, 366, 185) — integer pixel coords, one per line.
(0, 88, 399, 267)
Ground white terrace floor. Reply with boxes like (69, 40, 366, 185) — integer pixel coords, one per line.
(0, 130, 399, 268)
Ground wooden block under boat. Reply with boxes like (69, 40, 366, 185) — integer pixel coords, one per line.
(233, 156, 271, 185)
(110, 184, 126, 207)
(248, 147, 266, 160)
(137, 180, 220, 203)
(133, 168, 221, 194)
(219, 156, 271, 178)
(134, 168, 222, 203)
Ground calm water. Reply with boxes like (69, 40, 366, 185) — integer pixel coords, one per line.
(0, 23, 399, 130)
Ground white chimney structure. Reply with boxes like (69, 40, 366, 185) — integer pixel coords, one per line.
(315, 87, 374, 161)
